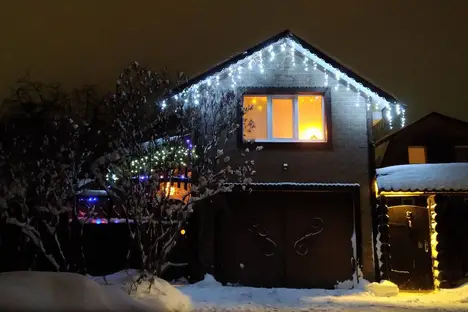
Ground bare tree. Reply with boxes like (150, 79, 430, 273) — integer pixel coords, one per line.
(95, 61, 260, 290)
(0, 78, 100, 272)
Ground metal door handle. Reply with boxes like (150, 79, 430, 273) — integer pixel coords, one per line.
(424, 240, 429, 253)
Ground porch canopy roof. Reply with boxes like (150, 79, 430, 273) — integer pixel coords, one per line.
(376, 163, 468, 193)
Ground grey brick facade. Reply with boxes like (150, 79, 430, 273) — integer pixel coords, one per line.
(225, 52, 375, 279)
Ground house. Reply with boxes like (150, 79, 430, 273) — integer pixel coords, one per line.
(163, 30, 406, 289)
(375, 112, 468, 168)
(375, 163, 468, 290)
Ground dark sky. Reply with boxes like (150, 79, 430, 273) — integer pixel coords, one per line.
(1, 0, 468, 122)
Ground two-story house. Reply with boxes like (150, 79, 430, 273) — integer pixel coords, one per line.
(163, 30, 406, 289)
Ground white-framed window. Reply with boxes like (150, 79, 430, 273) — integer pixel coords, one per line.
(243, 94, 327, 143)
(408, 146, 426, 164)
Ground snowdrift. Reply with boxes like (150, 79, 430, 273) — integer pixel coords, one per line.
(0, 270, 156, 312)
(91, 270, 192, 312)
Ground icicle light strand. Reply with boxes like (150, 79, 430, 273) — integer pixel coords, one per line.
(165, 37, 404, 127)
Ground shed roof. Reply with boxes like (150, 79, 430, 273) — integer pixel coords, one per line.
(376, 163, 468, 193)
(375, 112, 468, 146)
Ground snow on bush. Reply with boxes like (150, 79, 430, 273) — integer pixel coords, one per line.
(193, 274, 222, 288)
(91, 270, 192, 312)
(365, 280, 399, 297)
(130, 277, 192, 312)
(334, 279, 354, 289)
(0, 271, 155, 312)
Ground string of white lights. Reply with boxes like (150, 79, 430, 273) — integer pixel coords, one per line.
(165, 37, 405, 128)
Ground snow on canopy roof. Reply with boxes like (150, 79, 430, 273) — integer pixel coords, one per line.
(376, 163, 468, 192)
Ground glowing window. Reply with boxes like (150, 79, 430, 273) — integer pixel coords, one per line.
(158, 182, 191, 203)
(272, 98, 294, 139)
(243, 96, 267, 140)
(243, 94, 327, 142)
(408, 146, 426, 164)
(298, 96, 325, 141)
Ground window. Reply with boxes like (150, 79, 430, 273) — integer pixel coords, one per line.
(243, 94, 327, 142)
(408, 146, 426, 164)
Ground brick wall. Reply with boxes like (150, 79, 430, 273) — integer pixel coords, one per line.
(210, 52, 375, 279)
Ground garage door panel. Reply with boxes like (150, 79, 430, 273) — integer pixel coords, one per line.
(284, 192, 355, 288)
(217, 189, 357, 289)
(219, 192, 284, 287)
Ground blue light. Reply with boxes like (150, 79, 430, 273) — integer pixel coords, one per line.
(86, 197, 98, 203)
(96, 219, 102, 224)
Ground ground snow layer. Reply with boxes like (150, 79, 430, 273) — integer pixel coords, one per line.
(3, 270, 468, 312)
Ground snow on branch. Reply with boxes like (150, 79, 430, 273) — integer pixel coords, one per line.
(95, 61, 261, 291)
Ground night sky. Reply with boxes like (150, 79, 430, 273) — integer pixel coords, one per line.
(1, 0, 468, 123)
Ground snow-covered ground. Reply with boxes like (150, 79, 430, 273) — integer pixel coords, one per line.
(3, 270, 468, 311)
(177, 275, 468, 312)
(92, 271, 468, 312)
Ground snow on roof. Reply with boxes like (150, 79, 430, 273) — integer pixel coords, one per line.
(78, 189, 108, 196)
(376, 163, 468, 192)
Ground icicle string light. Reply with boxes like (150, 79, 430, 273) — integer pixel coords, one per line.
(164, 37, 405, 127)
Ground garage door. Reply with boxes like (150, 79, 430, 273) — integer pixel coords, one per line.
(215, 188, 357, 289)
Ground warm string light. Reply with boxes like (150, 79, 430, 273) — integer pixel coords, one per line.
(106, 140, 196, 182)
(163, 37, 403, 127)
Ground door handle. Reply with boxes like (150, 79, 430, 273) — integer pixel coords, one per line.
(424, 240, 429, 253)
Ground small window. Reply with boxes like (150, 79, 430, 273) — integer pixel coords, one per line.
(243, 94, 327, 142)
(408, 146, 426, 164)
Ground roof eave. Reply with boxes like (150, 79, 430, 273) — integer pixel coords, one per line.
(167, 30, 401, 105)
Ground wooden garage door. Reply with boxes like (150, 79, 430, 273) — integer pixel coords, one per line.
(216, 189, 356, 289)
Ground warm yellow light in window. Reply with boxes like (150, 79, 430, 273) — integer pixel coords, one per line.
(164, 183, 176, 196)
(298, 95, 325, 141)
(180, 229, 186, 235)
(300, 127, 323, 140)
(243, 96, 267, 140)
(408, 146, 426, 164)
(158, 182, 191, 202)
(272, 98, 293, 139)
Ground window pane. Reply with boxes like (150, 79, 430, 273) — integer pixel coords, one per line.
(243, 96, 267, 140)
(408, 146, 426, 164)
(272, 98, 293, 139)
(298, 95, 325, 141)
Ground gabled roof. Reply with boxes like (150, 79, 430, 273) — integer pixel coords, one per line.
(376, 163, 468, 193)
(376, 112, 468, 145)
(169, 30, 400, 107)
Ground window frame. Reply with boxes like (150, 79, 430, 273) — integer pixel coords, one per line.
(238, 87, 332, 150)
